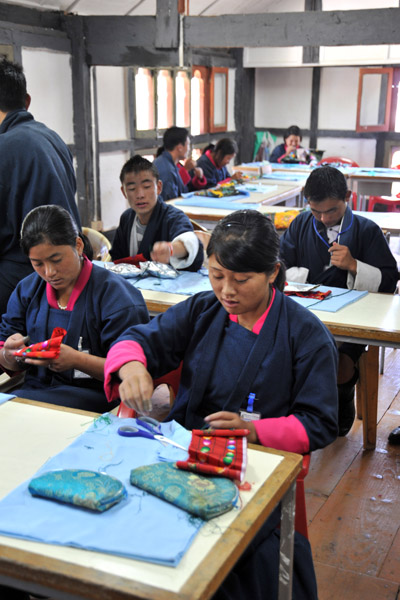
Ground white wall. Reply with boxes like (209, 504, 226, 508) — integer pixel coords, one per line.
(95, 66, 129, 141)
(318, 67, 359, 130)
(21, 47, 74, 144)
(255, 67, 313, 129)
(99, 150, 129, 231)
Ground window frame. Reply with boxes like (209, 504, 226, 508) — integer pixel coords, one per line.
(209, 67, 228, 133)
(356, 67, 393, 133)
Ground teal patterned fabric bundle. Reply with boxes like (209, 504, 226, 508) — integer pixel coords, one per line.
(130, 462, 238, 520)
(29, 469, 127, 512)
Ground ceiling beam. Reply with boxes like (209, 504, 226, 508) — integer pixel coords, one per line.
(184, 8, 400, 48)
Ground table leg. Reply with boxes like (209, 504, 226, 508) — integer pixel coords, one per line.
(358, 345, 379, 450)
(278, 481, 296, 600)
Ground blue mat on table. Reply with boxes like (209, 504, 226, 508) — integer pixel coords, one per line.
(0, 392, 16, 406)
(133, 270, 212, 295)
(176, 189, 263, 211)
(0, 413, 204, 567)
(286, 285, 368, 312)
(262, 172, 309, 182)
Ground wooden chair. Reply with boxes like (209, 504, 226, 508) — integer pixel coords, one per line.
(82, 227, 112, 262)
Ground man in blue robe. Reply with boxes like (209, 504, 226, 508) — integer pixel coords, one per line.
(0, 58, 80, 316)
(111, 155, 203, 272)
(280, 166, 398, 436)
(153, 126, 206, 201)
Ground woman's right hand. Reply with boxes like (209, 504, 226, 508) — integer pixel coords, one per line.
(2, 333, 29, 370)
(118, 361, 154, 413)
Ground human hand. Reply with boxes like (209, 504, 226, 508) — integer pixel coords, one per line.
(184, 157, 196, 172)
(2, 333, 29, 370)
(231, 171, 243, 181)
(150, 241, 172, 264)
(193, 167, 204, 179)
(328, 243, 357, 274)
(22, 343, 78, 372)
(118, 361, 154, 413)
(203, 411, 257, 443)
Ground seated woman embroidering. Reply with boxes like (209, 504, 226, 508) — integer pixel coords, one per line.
(104, 209, 338, 600)
(0, 205, 149, 412)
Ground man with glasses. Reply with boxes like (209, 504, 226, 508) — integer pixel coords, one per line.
(280, 166, 398, 436)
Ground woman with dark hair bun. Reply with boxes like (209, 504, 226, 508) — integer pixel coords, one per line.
(0, 205, 149, 412)
(196, 137, 243, 188)
(104, 209, 338, 600)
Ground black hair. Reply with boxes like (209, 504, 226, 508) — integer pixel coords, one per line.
(163, 126, 189, 151)
(0, 58, 27, 112)
(213, 138, 238, 165)
(283, 125, 302, 142)
(304, 166, 348, 203)
(20, 205, 93, 260)
(120, 155, 159, 183)
(207, 209, 285, 291)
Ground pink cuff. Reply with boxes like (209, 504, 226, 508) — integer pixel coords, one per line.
(104, 340, 147, 403)
(192, 175, 207, 189)
(254, 415, 310, 454)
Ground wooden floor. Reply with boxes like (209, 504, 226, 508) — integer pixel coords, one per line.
(308, 347, 400, 600)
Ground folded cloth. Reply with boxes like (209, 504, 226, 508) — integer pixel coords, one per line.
(176, 429, 248, 482)
(114, 253, 146, 267)
(130, 461, 238, 520)
(13, 327, 67, 359)
(29, 469, 127, 512)
(284, 290, 332, 300)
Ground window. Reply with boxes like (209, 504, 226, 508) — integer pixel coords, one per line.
(157, 69, 173, 130)
(134, 68, 155, 133)
(191, 67, 208, 135)
(175, 70, 190, 128)
(356, 68, 393, 133)
(209, 67, 228, 133)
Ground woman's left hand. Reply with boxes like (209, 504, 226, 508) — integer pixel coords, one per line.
(231, 171, 243, 181)
(23, 344, 78, 372)
(204, 411, 258, 443)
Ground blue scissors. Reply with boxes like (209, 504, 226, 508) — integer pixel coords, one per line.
(117, 418, 187, 451)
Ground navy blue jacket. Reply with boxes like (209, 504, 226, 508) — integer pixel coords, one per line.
(110, 198, 203, 272)
(196, 151, 230, 189)
(0, 110, 80, 312)
(280, 206, 398, 293)
(153, 151, 186, 202)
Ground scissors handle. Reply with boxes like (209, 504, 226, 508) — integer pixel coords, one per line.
(117, 426, 155, 440)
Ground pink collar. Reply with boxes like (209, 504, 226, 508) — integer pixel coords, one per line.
(229, 288, 276, 334)
(47, 256, 93, 310)
(205, 149, 218, 167)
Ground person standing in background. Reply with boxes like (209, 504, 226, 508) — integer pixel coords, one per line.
(0, 58, 80, 316)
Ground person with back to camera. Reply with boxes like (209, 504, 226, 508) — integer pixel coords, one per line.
(269, 125, 306, 163)
(196, 138, 243, 189)
(280, 166, 398, 436)
(0, 205, 149, 413)
(0, 58, 81, 316)
(104, 209, 339, 600)
(110, 155, 203, 272)
(153, 126, 207, 201)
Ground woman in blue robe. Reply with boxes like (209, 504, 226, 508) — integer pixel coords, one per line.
(0, 205, 149, 412)
(196, 138, 242, 189)
(104, 209, 339, 600)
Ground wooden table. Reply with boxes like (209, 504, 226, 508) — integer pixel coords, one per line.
(138, 289, 400, 451)
(0, 399, 302, 600)
(168, 182, 303, 229)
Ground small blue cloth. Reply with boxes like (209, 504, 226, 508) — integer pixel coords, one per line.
(0, 414, 201, 566)
(262, 172, 309, 182)
(287, 285, 368, 312)
(0, 392, 16, 406)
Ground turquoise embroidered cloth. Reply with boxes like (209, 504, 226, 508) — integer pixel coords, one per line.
(29, 469, 127, 512)
(0, 414, 202, 566)
(130, 462, 238, 521)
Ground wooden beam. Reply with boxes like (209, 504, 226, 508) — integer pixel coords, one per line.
(0, 3, 62, 30)
(184, 8, 400, 48)
(155, 0, 179, 49)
